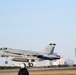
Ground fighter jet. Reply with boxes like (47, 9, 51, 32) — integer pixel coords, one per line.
(0, 43, 60, 67)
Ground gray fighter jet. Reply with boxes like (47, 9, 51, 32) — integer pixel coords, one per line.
(0, 43, 60, 67)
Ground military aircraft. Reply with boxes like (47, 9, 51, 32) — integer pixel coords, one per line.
(0, 43, 60, 67)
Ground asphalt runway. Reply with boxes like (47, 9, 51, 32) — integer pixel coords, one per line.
(0, 67, 76, 72)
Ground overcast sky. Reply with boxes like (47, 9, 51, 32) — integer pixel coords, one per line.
(0, 0, 76, 63)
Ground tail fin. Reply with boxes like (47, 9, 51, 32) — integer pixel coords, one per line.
(41, 43, 56, 55)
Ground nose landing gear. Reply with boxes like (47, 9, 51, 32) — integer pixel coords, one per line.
(5, 57, 8, 64)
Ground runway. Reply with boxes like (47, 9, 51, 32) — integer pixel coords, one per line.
(0, 67, 76, 72)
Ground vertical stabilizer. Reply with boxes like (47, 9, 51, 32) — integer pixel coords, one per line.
(41, 43, 56, 55)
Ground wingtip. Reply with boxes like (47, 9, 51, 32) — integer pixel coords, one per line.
(53, 44, 56, 45)
(49, 43, 56, 45)
(49, 43, 52, 45)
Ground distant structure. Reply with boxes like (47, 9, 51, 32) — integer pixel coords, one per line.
(53, 57, 73, 66)
(75, 48, 76, 57)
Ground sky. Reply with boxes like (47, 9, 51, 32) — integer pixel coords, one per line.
(0, 0, 76, 64)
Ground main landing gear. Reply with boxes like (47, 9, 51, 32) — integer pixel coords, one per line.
(28, 59, 33, 67)
(28, 63, 33, 67)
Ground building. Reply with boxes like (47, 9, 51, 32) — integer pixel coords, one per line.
(53, 57, 73, 66)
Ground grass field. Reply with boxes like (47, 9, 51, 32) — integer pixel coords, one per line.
(0, 70, 76, 75)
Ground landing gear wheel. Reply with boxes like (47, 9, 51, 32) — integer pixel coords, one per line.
(5, 61, 8, 64)
(28, 63, 33, 67)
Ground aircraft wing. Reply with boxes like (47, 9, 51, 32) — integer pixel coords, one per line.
(11, 54, 60, 62)
(0, 48, 60, 61)
(0, 47, 39, 57)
